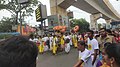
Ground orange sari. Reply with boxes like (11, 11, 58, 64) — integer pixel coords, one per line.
(100, 63, 110, 67)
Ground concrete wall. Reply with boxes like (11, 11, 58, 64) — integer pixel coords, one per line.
(50, 0, 67, 16)
(49, 0, 69, 27)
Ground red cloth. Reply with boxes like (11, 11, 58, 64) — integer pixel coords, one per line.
(115, 36, 120, 43)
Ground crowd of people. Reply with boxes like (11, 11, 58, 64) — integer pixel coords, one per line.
(73, 28, 120, 67)
(28, 28, 120, 67)
(29, 32, 73, 55)
(0, 28, 119, 67)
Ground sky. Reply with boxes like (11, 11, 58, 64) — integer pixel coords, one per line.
(0, 0, 120, 26)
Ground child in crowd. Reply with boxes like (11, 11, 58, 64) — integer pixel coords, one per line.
(74, 41, 92, 67)
(64, 38, 70, 53)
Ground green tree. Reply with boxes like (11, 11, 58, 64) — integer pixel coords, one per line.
(0, 0, 40, 32)
(0, 17, 14, 32)
(0, 0, 40, 24)
(71, 18, 90, 33)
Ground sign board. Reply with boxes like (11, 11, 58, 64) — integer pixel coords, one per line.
(18, 0, 29, 4)
(35, 7, 41, 21)
(35, 4, 47, 21)
(48, 15, 69, 28)
(58, 15, 69, 26)
(48, 15, 59, 28)
(106, 23, 111, 29)
(41, 5, 47, 19)
(12, 25, 18, 30)
(67, 11, 73, 19)
(61, 16, 69, 27)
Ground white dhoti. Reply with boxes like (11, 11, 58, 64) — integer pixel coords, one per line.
(70, 40, 72, 46)
(65, 43, 70, 53)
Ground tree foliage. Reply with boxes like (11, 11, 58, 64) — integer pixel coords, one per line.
(0, 17, 14, 32)
(70, 18, 90, 33)
(0, 0, 40, 16)
(0, 0, 40, 23)
(0, 0, 40, 32)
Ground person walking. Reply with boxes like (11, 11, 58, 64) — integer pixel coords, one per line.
(74, 41, 93, 67)
(87, 30, 99, 67)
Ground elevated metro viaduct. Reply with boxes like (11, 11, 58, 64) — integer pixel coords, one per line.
(49, 0, 120, 31)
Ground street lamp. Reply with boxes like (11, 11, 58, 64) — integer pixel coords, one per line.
(18, 0, 29, 35)
(18, 0, 29, 4)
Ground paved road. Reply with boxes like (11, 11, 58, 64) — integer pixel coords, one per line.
(37, 48, 78, 67)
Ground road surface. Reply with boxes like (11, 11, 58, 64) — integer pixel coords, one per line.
(37, 48, 78, 67)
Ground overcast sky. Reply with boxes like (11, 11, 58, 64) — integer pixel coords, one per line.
(0, 0, 120, 26)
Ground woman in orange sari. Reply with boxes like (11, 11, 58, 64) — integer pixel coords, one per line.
(102, 43, 120, 67)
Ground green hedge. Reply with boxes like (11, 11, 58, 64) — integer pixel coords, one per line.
(0, 34, 13, 39)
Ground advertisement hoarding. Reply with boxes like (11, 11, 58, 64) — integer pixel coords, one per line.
(35, 4, 47, 21)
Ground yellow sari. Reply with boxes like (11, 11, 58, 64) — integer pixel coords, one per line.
(53, 37, 57, 54)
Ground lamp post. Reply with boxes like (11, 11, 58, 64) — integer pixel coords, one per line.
(19, 4, 22, 35)
(18, 0, 29, 35)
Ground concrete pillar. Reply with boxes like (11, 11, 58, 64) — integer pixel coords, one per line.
(49, 0, 69, 26)
(90, 13, 102, 31)
(105, 19, 112, 29)
(50, 0, 67, 16)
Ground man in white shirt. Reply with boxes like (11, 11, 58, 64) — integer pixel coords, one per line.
(49, 34, 53, 50)
(87, 30, 99, 67)
(74, 41, 93, 67)
(43, 35, 49, 42)
(69, 33, 73, 46)
(33, 35, 39, 43)
(29, 34, 34, 42)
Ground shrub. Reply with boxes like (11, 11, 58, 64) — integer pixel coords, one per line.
(0, 34, 13, 39)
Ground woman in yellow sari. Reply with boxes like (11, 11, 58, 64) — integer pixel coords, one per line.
(52, 35, 58, 55)
(73, 34, 77, 48)
(38, 36, 44, 54)
(60, 33, 65, 49)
